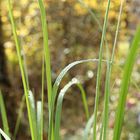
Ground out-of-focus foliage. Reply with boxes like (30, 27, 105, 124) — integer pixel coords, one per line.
(1, 0, 129, 91)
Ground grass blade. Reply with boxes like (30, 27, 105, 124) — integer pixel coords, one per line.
(14, 95, 25, 139)
(0, 128, 11, 140)
(113, 25, 140, 140)
(54, 78, 91, 140)
(7, 0, 37, 139)
(0, 91, 10, 137)
(37, 101, 42, 140)
(41, 56, 45, 140)
(77, 83, 89, 120)
(52, 58, 107, 109)
(54, 78, 80, 140)
(28, 90, 38, 139)
(93, 0, 111, 139)
(38, 0, 52, 108)
(83, 113, 94, 140)
(37, 0, 53, 139)
(100, 1, 125, 140)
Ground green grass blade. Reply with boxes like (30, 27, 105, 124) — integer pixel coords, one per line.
(37, 101, 42, 140)
(100, 42, 110, 140)
(54, 78, 80, 140)
(28, 90, 38, 139)
(37, 0, 52, 108)
(113, 25, 140, 140)
(37, 1, 53, 138)
(0, 91, 10, 137)
(111, 0, 125, 63)
(41, 56, 45, 140)
(100, 1, 125, 140)
(83, 113, 94, 140)
(54, 78, 90, 140)
(77, 83, 89, 120)
(0, 128, 11, 140)
(52, 59, 105, 108)
(7, 0, 37, 139)
(14, 95, 25, 139)
(93, 0, 111, 139)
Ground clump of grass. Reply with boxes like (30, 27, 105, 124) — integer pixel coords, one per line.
(0, 0, 139, 140)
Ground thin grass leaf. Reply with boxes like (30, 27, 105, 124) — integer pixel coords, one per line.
(93, 0, 111, 139)
(54, 78, 80, 140)
(37, 1, 53, 139)
(14, 95, 25, 139)
(7, 0, 37, 139)
(0, 128, 11, 140)
(99, 42, 110, 140)
(113, 25, 140, 140)
(41, 55, 45, 140)
(37, 101, 42, 140)
(54, 78, 91, 140)
(77, 83, 89, 120)
(28, 90, 38, 139)
(0, 91, 10, 137)
(38, 0, 52, 108)
(52, 58, 108, 108)
(100, 1, 125, 140)
(83, 114, 94, 140)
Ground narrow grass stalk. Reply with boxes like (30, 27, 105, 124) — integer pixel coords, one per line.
(41, 56, 45, 140)
(7, 0, 37, 139)
(37, 1, 53, 139)
(14, 95, 25, 139)
(38, 0, 52, 108)
(100, 1, 125, 140)
(113, 25, 140, 140)
(77, 83, 89, 120)
(54, 78, 79, 140)
(93, 0, 111, 139)
(0, 128, 11, 140)
(14, 32, 30, 139)
(37, 101, 42, 140)
(99, 42, 110, 140)
(28, 90, 38, 139)
(83, 113, 94, 140)
(0, 91, 10, 137)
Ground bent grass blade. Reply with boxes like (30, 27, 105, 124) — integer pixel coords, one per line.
(0, 128, 11, 140)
